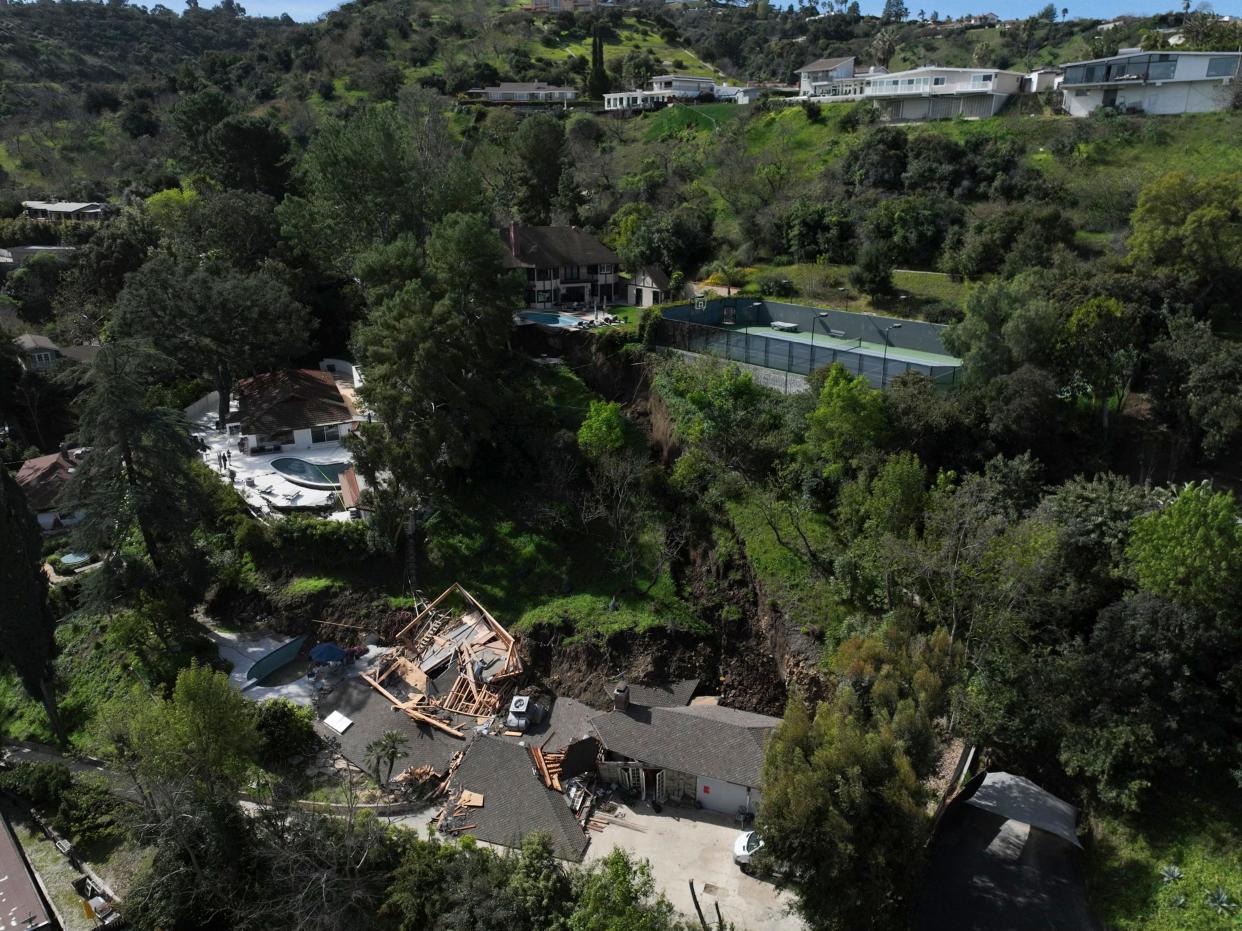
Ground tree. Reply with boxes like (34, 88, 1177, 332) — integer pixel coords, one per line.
(113, 253, 311, 427)
(1126, 482, 1242, 613)
(801, 363, 887, 482)
(1059, 592, 1241, 810)
(759, 690, 926, 930)
(585, 24, 611, 99)
(65, 342, 205, 589)
(202, 114, 293, 197)
(363, 730, 409, 786)
(869, 26, 901, 66)
(1127, 172, 1242, 309)
(509, 113, 566, 224)
(577, 400, 625, 460)
(880, 0, 908, 23)
(849, 241, 894, 298)
(568, 849, 688, 931)
(2, 251, 71, 324)
(0, 470, 66, 743)
(1062, 296, 1138, 431)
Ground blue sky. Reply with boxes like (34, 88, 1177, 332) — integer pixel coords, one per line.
(225, 0, 1241, 24)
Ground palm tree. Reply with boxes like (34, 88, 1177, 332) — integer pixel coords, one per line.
(869, 28, 901, 69)
(364, 730, 410, 786)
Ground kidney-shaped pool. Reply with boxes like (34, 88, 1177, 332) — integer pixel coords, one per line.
(271, 457, 349, 489)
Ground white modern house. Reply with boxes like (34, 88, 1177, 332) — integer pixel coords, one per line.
(796, 57, 1025, 119)
(604, 73, 719, 111)
(21, 201, 106, 223)
(795, 56, 863, 96)
(465, 81, 578, 104)
(1058, 50, 1242, 117)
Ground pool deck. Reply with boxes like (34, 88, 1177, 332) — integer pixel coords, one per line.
(191, 412, 360, 515)
(736, 325, 961, 367)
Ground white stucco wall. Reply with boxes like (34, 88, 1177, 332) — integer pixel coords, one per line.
(1064, 79, 1234, 117)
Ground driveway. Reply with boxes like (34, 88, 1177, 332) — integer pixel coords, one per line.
(584, 802, 802, 931)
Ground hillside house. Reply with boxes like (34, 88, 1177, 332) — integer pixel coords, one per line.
(12, 334, 99, 372)
(528, 0, 595, 12)
(466, 82, 578, 104)
(1059, 50, 1242, 116)
(234, 368, 360, 455)
(21, 200, 106, 223)
(796, 58, 1024, 119)
(503, 223, 619, 308)
(590, 682, 779, 815)
(0, 245, 77, 277)
(795, 56, 858, 96)
(16, 447, 86, 530)
(603, 74, 719, 111)
(627, 266, 671, 307)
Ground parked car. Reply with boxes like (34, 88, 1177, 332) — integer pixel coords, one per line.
(733, 830, 763, 872)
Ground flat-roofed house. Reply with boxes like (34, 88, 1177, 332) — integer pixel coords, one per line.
(22, 200, 106, 223)
(503, 223, 619, 309)
(466, 81, 578, 104)
(1059, 50, 1242, 117)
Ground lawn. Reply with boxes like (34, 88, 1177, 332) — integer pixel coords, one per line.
(1087, 781, 1242, 930)
(738, 262, 970, 319)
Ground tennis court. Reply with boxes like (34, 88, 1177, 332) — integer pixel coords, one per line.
(656, 299, 962, 388)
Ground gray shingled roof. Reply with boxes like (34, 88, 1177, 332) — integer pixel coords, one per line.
(503, 224, 619, 270)
(314, 678, 464, 778)
(614, 679, 698, 709)
(796, 56, 854, 73)
(446, 736, 589, 862)
(590, 703, 779, 789)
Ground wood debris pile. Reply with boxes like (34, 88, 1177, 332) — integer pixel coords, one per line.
(362, 584, 521, 731)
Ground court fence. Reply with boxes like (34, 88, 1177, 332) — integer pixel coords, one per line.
(654, 299, 961, 389)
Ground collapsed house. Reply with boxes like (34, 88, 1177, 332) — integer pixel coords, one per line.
(362, 583, 523, 734)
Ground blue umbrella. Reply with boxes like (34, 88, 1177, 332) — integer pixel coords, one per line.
(310, 642, 347, 663)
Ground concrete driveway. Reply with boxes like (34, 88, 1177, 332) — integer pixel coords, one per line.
(585, 802, 802, 931)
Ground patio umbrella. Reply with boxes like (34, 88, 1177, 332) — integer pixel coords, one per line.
(309, 642, 347, 663)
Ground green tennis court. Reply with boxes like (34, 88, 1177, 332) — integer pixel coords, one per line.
(736, 325, 962, 368)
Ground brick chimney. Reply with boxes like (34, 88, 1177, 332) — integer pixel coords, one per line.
(612, 683, 629, 712)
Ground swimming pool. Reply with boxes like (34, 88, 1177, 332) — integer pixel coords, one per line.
(271, 457, 349, 489)
(518, 311, 585, 328)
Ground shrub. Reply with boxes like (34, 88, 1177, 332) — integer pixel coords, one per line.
(801, 100, 823, 123)
(0, 762, 73, 808)
(756, 274, 797, 298)
(256, 699, 320, 770)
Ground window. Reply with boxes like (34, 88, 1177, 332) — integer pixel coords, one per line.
(933, 76, 946, 86)
(536, 290, 552, 303)
(1208, 56, 1239, 78)
(32, 351, 54, 367)
(1147, 61, 1175, 80)
(599, 263, 613, 274)
(311, 424, 340, 444)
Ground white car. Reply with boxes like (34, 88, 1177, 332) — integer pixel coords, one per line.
(733, 830, 763, 871)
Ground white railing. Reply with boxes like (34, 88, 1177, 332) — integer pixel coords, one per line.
(812, 77, 996, 100)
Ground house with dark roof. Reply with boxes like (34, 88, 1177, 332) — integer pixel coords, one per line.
(443, 735, 591, 862)
(16, 447, 87, 530)
(12, 334, 99, 372)
(626, 266, 672, 308)
(234, 368, 360, 455)
(590, 682, 778, 815)
(504, 223, 620, 309)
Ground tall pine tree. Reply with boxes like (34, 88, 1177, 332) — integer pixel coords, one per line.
(586, 24, 611, 98)
(0, 470, 66, 743)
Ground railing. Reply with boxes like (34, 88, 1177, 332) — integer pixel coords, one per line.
(811, 78, 997, 100)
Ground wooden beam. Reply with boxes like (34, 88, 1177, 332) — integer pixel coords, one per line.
(401, 706, 465, 738)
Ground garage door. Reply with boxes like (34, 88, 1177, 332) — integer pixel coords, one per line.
(696, 777, 759, 815)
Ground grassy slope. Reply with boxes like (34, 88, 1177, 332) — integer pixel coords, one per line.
(1087, 782, 1242, 930)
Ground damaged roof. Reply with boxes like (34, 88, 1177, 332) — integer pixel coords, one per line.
(503, 224, 619, 270)
(236, 369, 354, 434)
(314, 678, 462, 778)
(446, 736, 589, 862)
(590, 703, 779, 789)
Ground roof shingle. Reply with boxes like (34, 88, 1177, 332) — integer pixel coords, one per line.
(590, 703, 779, 789)
(236, 369, 353, 434)
(446, 736, 589, 862)
(503, 224, 619, 270)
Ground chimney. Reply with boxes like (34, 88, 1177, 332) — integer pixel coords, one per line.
(612, 683, 629, 712)
(509, 221, 518, 258)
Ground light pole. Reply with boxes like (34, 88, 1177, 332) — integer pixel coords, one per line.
(810, 311, 830, 367)
(882, 322, 902, 388)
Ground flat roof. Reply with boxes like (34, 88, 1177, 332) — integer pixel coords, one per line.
(1060, 49, 1242, 67)
(0, 811, 54, 930)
